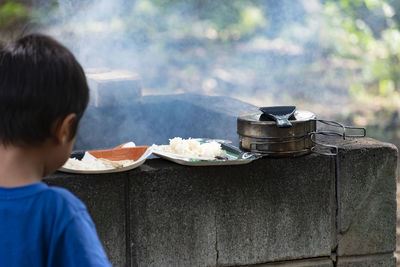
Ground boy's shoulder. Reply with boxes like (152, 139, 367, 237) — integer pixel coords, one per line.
(40, 185, 87, 218)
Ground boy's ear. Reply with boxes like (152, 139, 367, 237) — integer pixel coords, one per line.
(54, 114, 77, 144)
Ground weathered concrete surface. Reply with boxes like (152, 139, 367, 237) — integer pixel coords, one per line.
(75, 93, 256, 150)
(323, 137, 398, 256)
(336, 253, 396, 266)
(45, 136, 397, 267)
(44, 172, 127, 267)
(214, 155, 335, 266)
(257, 257, 333, 266)
(129, 163, 217, 267)
(86, 69, 142, 107)
(129, 154, 335, 266)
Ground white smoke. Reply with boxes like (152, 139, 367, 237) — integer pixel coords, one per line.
(41, 0, 138, 70)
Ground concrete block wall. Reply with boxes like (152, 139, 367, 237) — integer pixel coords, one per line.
(86, 69, 142, 107)
(45, 137, 398, 266)
(75, 93, 256, 150)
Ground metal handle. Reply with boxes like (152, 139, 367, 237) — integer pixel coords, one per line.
(309, 119, 366, 156)
(342, 125, 366, 138)
(309, 131, 339, 156)
(276, 118, 292, 128)
(314, 119, 366, 139)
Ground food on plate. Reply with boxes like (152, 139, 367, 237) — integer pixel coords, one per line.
(97, 158, 135, 168)
(63, 152, 135, 171)
(153, 137, 226, 160)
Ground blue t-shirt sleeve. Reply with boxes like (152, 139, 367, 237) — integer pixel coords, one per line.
(50, 210, 112, 267)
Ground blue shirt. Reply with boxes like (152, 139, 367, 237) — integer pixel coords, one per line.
(0, 182, 112, 267)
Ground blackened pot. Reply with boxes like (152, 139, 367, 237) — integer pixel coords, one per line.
(237, 110, 317, 157)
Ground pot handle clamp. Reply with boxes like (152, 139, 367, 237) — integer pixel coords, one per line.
(309, 120, 366, 156)
(315, 119, 366, 139)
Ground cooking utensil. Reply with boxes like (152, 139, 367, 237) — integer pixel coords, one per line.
(238, 110, 316, 157)
(259, 106, 296, 128)
(237, 109, 366, 157)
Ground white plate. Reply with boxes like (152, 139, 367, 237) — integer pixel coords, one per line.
(58, 147, 153, 174)
(152, 151, 255, 166)
(152, 139, 260, 166)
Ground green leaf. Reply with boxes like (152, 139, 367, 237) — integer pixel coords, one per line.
(379, 79, 395, 95)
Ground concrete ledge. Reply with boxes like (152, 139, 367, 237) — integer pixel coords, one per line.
(324, 137, 398, 256)
(214, 155, 335, 265)
(45, 172, 127, 266)
(256, 257, 333, 266)
(129, 162, 217, 267)
(336, 253, 396, 266)
(75, 94, 256, 150)
(86, 69, 142, 107)
(128, 154, 335, 266)
(45, 137, 397, 267)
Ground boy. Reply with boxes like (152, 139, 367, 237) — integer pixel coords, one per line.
(0, 34, 112, 266)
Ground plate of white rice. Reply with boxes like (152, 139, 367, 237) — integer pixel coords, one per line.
(152, 137, 260, 166)
(59, 144, 153, 174)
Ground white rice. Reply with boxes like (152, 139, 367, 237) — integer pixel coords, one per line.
(63, 152, 134, 170)
(155, 137, 225, 159)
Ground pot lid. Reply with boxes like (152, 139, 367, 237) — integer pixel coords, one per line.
(238, 110, 316, 124)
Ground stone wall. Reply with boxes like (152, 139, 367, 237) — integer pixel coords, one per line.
(75, 93, 256, 150)
(45, 137, 398, 266)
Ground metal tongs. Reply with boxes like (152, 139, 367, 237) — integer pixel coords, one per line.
(309, 120, 366, 156)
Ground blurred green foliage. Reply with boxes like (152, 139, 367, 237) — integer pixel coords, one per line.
(0, 0, 399, 143)
(324, 0, 400, 97)
(125, 0, 269, 44)
(321, 0, 400, 145)
(0, 1, 30, 34)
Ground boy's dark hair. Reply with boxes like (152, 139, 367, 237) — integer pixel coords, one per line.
(0, 34, 89, 146)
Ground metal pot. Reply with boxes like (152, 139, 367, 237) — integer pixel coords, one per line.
(237, 109, 366, 157)
(237, 110, 317, 157)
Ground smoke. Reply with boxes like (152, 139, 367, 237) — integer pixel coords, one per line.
(33, 0, 334, 103)
(27, 0, 357, 148)
(37, 0, 136, 70)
